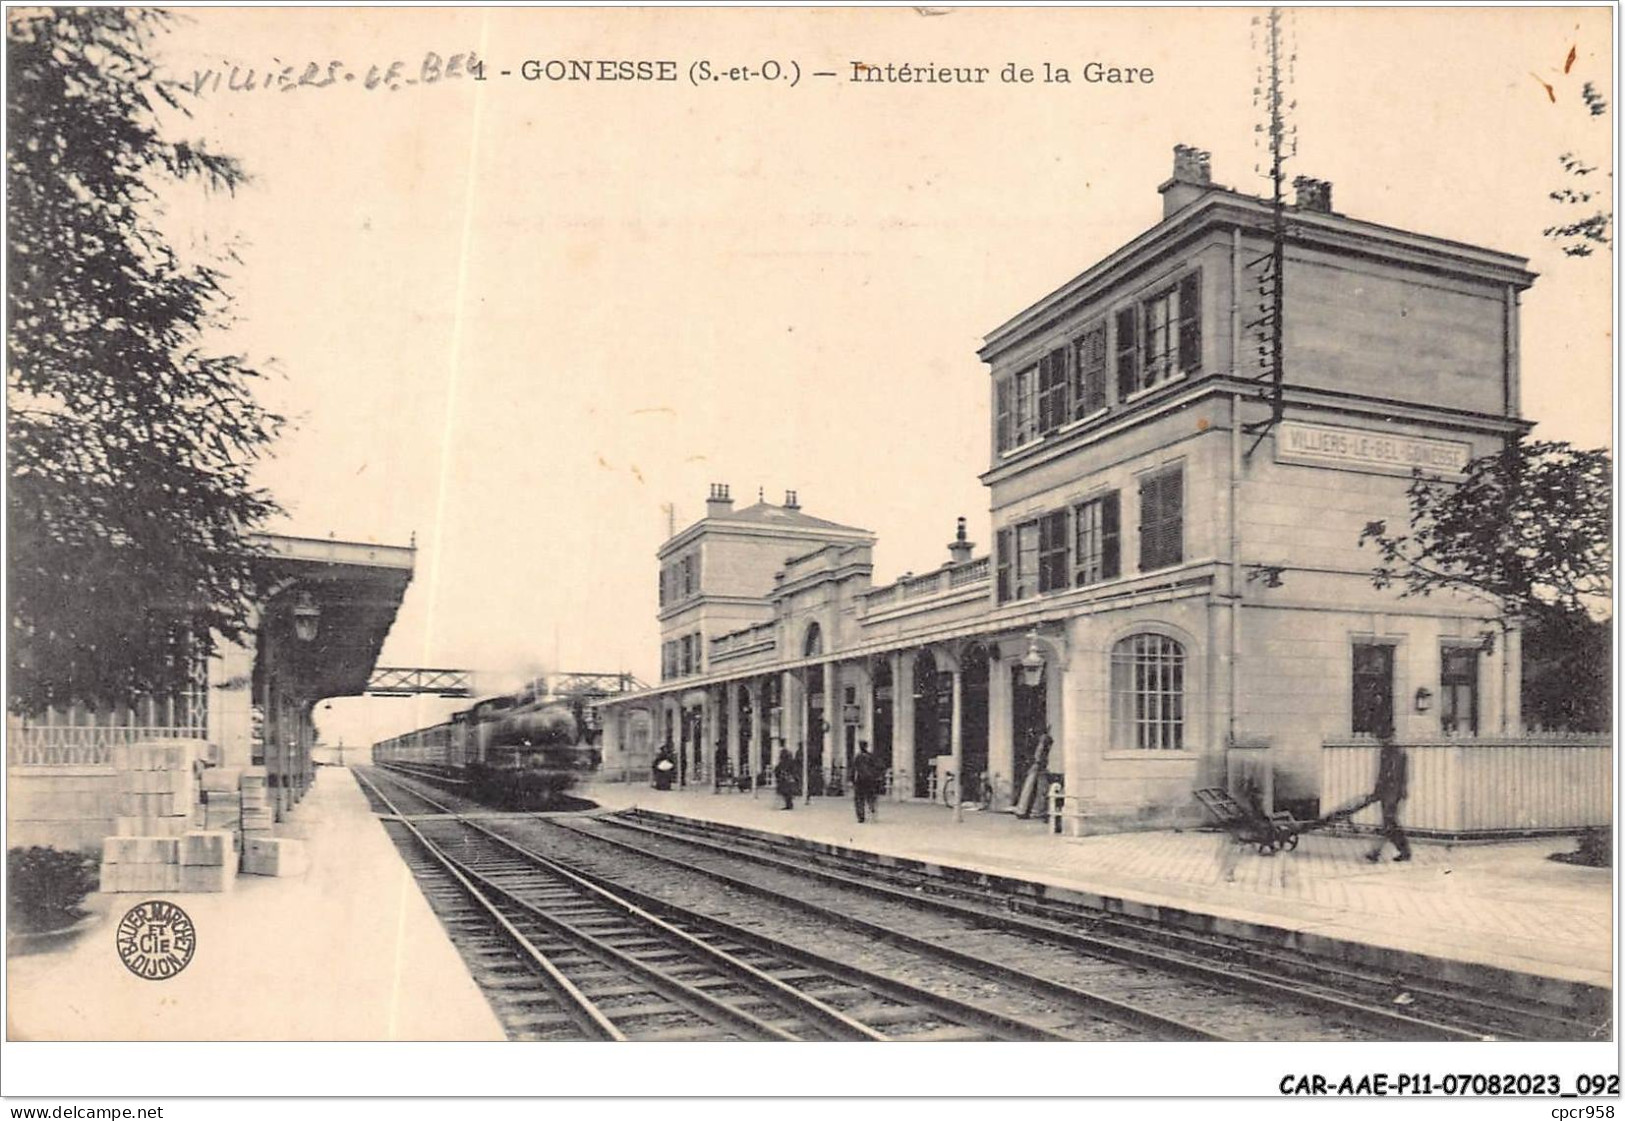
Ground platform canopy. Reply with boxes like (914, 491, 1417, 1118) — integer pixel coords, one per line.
(252, 534, 415, 702)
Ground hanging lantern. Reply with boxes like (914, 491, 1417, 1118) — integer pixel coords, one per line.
(1020, 630, 1046, 688)
(292, 590, 321, 643)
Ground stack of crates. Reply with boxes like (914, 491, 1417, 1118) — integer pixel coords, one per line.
(239, 767, 273, 838)
(101, 742, 194, 892)
(242, 835, 309, 877)
(178, 829, 236, 892)
(199, 767, 244, 847)
(99, 835, 182, 893)
(109, 742, 193, 838)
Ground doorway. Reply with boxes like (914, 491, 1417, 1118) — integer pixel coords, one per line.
(871, 658, 894, 773)
(1011, 664, 1049, 783)
(961, 644, 990, 793)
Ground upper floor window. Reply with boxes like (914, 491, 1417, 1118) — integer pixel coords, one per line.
(1074, 492, 1121, 586)
(1110, 633, 1186, 750)
(1013, 365, 1038, 446)
(995, 522, 1042, 603)
(1073, 323, 1107, 419)
(1037, 347, 1069, 436)
(1118, 272, 1201, 399)
(658, 568, 668, 607)
(804, 622, 823, 657)
(1138, 467, 1184, 571)
(992, 270, 1200, 460)
(1038, 510, 1069, 593)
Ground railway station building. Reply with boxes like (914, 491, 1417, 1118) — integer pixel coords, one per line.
(597, 145, 1538, 833)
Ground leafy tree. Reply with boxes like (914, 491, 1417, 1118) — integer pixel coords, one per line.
(1360, 441, 1611, 619)
(1360, 440, 1612, 730)
(7, 9, 282, 713)
(1520, 605, 1611, 732)
(1545, 81, 1612, 257)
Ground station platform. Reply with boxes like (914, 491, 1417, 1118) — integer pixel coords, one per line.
(6, 767, 505, 1041)
(583, 780, 1614, 1000)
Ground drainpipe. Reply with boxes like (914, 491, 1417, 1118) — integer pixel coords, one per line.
(1228, 227, 1243, 745)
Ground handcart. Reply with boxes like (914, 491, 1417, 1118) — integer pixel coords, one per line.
(1193, 786, 1306, 855)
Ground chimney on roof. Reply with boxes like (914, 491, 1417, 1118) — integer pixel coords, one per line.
(783, 489, 800, 510)
(705, 482, 733, 517)
(947, 516, 974, 564)
(1293, 175, 1333, 214)
(1158, 144, 1215, 218)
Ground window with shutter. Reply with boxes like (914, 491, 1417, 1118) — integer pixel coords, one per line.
(1073, 322, 1107, 419)
(1177, 271, 1201, 373)
(1139, 468, 1184, 571)
(1143, 284, 1179, 387)
(1114, 306, 1138, 401)
(1101, 493, 1121, 579)
(996, 528, 1013, 602)
(1013, 366, 1038, 445)
(1117, 270, 1202, 397)
(1038, 510, 1069, 593)
(1038, 347, 1069, 435)
(1073, 491, 1121, 586)
(994, 376, 1013, 453)
(1015, 520, 1040, 600)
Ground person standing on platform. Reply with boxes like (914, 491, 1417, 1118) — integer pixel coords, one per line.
(851, 740, 880, 823)
(774, 745, 799, 810)
(651, 742, 677, 791)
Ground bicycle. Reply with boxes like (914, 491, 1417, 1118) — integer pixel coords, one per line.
(941, 771, 998, 810)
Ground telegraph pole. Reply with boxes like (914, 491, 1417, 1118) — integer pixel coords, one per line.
(1244, 6, 1295, 450)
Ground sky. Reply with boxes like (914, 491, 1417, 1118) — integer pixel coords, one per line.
(145, 6, 1614, 747)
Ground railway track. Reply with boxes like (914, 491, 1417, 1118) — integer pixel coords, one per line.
(366, 765, 1601, 1042)
(589, 808, 1607, 1043)
(356, 766, 1187, 1042)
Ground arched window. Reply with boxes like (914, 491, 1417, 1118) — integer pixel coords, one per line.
(803, 622, 823, 657)
(1110, 634, 1185, 750)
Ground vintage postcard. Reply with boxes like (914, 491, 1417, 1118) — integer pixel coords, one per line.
(3, 3, 1616, 1109)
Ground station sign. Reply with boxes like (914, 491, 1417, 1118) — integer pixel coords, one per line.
(1275, 421, 1471, 478)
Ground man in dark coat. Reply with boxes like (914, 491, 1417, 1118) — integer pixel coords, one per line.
(1335, 726, 1411, 862)
(851, 740, 881, 823)
(773, 746, 799, 810)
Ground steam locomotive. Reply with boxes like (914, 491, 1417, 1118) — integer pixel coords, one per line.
(372, 691, 601, 808)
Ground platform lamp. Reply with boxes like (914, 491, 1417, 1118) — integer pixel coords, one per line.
(292, 590, 321, 643)
(1020, 630, 1046, 687)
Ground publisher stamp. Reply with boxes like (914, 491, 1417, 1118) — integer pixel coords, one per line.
(115, 900, 196, 981)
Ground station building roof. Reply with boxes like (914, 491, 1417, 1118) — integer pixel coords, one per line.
(252, 533, 414, 701)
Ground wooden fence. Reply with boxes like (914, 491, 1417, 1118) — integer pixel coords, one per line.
(1321, 733, 1612, 837)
